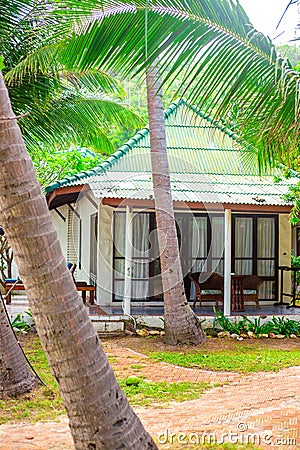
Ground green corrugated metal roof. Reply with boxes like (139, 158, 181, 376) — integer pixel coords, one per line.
(45, 99, 256, 193)
(45, 99, 297, 206)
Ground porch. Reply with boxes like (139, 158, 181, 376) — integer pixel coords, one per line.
(5, 295, 300, 333)
(99, 303, 300, 317)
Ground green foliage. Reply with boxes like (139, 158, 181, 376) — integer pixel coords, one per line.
(277, 44, 300, 67)
(283, 182, 300, 225)
(31, 147, 103, 188)
(1, 2, 144, 155)
(270, 317, 300, 337)
(54, 0, 300, 169)
(214, 310, 300, 338)
(213, 309, 247, 335)
(241, 316, 273, 337)
(11, 309, 35, 332)
(291, 253, 300, 286)
(0, 55, 4, 71)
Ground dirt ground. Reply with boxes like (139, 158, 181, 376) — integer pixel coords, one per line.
(101, 332, 300, 353)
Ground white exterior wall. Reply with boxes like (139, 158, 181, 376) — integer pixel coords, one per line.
(50, 196, 99, 285)
(50, 205, 68, 256)
(76, 193, 99, 283)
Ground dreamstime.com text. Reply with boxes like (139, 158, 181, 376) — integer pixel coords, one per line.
(158, 426, 297, 447)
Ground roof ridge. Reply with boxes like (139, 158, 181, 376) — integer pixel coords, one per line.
(45, 102, 186, 193)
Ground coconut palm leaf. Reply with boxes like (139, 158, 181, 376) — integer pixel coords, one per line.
(10, 77, 143, 152)
(41, 0, 298, 165)
(3, 0, 299, 163)
(1, 0, 144, 154)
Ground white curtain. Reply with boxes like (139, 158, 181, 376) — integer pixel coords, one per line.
(114, 213, 126, 299)
(132, 213, 149, 299)
(211, 216, 224, 273)
(257, 218, 275, 276)
(235, 217, 252, 274)
(114, 213, 126, 258)
(190, 217, 207, 271)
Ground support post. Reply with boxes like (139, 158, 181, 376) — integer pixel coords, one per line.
(224, 209, 232, 316)
(124, 206, 133, 315)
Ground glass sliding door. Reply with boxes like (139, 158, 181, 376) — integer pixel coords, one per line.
(113, 210, 225, 303)
(176, 213, 224, 302)
(131, 213, 150, 300)
(233, 215, 278, 301)
(113, 211, 156, 302)
(257, 217, 276, 300)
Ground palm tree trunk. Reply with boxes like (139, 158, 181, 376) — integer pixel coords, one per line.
(146, 66, 206, 345)
(0, 298, 38, 397)
(0, 72, 157, 449)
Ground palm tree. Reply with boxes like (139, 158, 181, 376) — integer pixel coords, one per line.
(146, 66, 206, 344)
(0, 298, 38, 397)
(0, 0, 144, 401)
(63, 1, 300, 163)
(2, 2, 143, 156)
(0, 66, 157, 448)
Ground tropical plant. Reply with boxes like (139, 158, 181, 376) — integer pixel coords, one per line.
(242, 316, 273, 337)
(270, 317, 300, 337)
(32, 147, 104, 189)
(214, 309, 300, 338)
(11, 309, 35, 333)
(47, 1, 300, 168)
(214, 309, 247, 335)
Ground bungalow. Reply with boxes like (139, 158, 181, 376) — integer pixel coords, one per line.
(46, 100, 299, 317)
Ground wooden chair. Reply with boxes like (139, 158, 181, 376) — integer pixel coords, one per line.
(188, 272, 224, 308)
(242, 275, 262, 309)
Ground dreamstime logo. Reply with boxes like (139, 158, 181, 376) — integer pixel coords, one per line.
(157, 427, 297, 447)
(69, 151, 226, 299)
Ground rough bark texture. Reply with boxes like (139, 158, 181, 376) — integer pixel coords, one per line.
(146, 67, 206, 345)
(0, 72, 157, 449)
(0, 299, 38, 397)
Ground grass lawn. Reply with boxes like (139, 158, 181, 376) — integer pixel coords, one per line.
(118, 334, 300, 373)
(0, 334, 210, 423)
(1, 332, 299, 428)
(150, 345, 300, 372)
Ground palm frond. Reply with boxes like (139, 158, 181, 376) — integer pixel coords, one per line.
(16, 84, 144, 153)
(53, 0, 300, 161)
(3, 0, 300, 164)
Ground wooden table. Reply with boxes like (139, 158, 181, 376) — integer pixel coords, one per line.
(5, 279, 95, 305)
